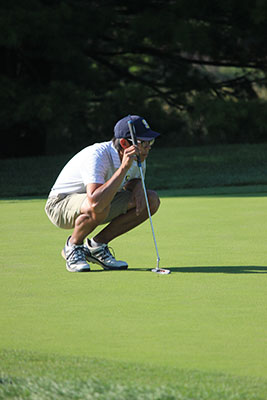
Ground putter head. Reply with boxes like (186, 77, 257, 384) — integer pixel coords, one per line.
(151, 268, 171, 275)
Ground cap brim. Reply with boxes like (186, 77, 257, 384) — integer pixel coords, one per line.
(136, 130, 160, 140)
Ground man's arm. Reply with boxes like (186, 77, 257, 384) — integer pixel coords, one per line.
(86, 145, 137, 213)
(123, 178, 146, 216)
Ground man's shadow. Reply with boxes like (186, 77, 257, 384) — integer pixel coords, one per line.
(87, 265, 267, 273)
(162, 265, 267, 274)
(128, 266, 267, 274)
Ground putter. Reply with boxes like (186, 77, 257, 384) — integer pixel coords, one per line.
(127, 117, 170, 275)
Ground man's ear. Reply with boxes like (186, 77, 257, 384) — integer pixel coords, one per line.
(120, 138, 130, 149)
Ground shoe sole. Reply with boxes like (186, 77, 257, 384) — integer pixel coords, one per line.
(85, 254, 128, 270)
(61, 249, 91, 272)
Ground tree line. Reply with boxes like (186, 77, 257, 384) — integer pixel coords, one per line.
(1, 0, 267, 157)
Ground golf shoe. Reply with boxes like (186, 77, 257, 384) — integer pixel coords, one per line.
(84, 239, 128, 270)
(62, 237, 90, 272)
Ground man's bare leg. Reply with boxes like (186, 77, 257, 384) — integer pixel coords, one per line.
(70, 205, 110, 245)
(93, 190, 160, 244)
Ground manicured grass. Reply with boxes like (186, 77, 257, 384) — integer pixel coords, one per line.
(0, 192, 267, 398)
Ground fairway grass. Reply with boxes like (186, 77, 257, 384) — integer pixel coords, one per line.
(0, 191, 267, 398)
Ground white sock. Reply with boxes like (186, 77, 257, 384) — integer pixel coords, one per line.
(90, 238, 103, 248)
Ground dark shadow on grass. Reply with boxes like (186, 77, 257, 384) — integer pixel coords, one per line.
(64, 266, 267, 273)
(157, 187, 267, 198)
(169, 265, 267, 274)
(127, 266, 267, 274)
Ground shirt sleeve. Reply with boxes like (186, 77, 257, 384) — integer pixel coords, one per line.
(80, 146, 110, 185)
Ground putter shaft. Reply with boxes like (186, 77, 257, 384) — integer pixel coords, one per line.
(138, 165, 160, 269)
(128, 118, 160, 270)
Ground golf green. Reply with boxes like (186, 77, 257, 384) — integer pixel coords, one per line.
(0, 193, 267, 383)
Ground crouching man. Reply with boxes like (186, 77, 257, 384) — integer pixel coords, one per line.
(45, 115, 160, 272)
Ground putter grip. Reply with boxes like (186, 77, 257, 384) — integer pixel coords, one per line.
(128, 120, 138, 145)
(128, 120, 141, 166)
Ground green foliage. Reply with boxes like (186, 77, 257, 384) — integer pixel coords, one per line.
(1, 1, 267, 156)
(187, 97, 267, 144)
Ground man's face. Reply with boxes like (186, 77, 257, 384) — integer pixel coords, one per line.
(127, 139, 154, 162)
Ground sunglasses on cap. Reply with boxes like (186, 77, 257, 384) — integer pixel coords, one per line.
(127, 138, 155, 148)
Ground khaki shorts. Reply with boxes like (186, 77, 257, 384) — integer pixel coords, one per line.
(45, 191, 132, 229)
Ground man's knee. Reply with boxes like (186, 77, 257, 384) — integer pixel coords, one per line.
(77, 204, 111, 226)
(147, 190, 160, 215)
(91, 204, 111, 223)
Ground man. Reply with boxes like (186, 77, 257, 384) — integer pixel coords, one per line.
(45, 115, 160, 272)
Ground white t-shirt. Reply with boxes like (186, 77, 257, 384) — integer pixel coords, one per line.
(48, 141, 146, 197)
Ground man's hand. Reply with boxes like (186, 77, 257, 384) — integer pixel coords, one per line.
(121, 145, 140, 170)
(133, 182, 146, 216)
(124, 179, 145, 216)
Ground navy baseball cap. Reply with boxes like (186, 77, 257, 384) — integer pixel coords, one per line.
(114, 115, 160, 140)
